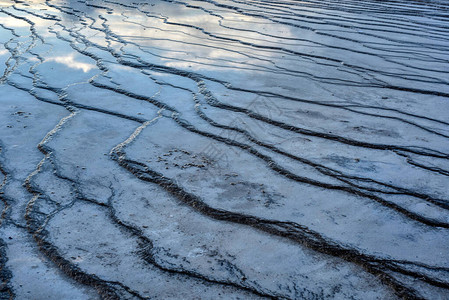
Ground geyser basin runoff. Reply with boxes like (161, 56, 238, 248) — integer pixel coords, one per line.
(0, 0, 448, 299)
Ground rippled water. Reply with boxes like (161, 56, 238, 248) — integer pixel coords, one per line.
(0, 0, 448, 299)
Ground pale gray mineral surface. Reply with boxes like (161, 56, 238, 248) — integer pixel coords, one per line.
(0, 0, 448, 299)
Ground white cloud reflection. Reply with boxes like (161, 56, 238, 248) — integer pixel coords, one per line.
(46, 54, 95, 73)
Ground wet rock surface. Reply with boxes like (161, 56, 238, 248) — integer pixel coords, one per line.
(0, 0, 448, 299)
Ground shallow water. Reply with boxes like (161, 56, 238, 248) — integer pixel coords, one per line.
(0, 0, 448, 299)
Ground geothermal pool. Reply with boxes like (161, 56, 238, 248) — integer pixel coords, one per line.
(0, 0, 448, 299)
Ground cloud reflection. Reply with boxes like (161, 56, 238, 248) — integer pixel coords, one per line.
(46, 54, 95, 72)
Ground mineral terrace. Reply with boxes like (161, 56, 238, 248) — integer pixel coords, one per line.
(0, 0, 448, 299)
